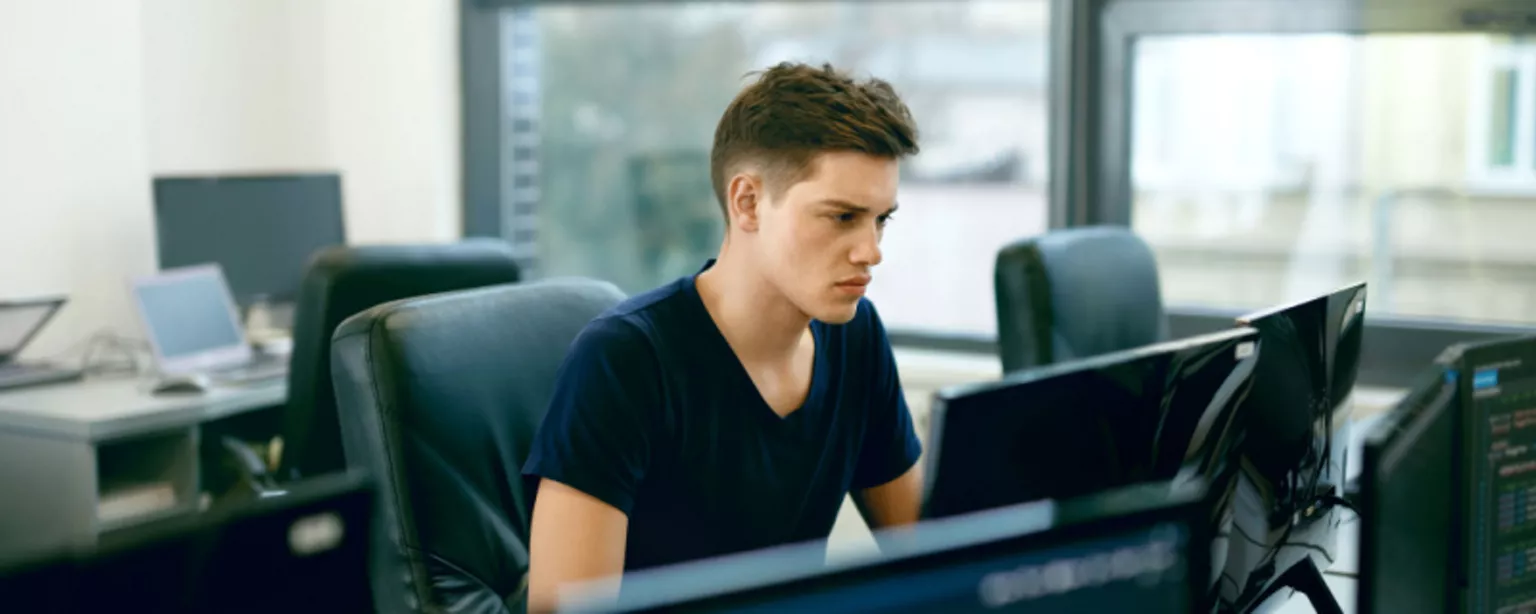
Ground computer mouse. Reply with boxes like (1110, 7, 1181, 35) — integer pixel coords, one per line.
(150, 374, 211, 395)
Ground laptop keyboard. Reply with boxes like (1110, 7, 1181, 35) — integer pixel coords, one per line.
(208, 360, 288, 386)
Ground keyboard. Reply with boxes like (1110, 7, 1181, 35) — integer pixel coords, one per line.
(207, 360, 288, 386)
(0, 362, 84, 391)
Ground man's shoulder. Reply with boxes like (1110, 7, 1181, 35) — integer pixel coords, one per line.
(605, 277, 690, 319)
(570, 278, 697, 358)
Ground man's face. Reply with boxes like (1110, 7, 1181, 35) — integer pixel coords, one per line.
(751, 151, 899, 324)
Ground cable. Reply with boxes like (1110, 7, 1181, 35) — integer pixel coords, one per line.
(1271, 541, 1337, 565)
(39, 330, 150, 378)
(1315, 494, 1357, 516)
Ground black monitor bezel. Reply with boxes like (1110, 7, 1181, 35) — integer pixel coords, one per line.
(573, 479, 1211, 613)
(921, 326, 1260, 518)
(1357, 356, 1460, 614)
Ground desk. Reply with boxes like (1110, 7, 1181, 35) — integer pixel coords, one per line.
(0, 377, 285, 554)
(1258, 412, 1390, 614)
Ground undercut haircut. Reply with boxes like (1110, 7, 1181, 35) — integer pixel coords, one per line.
(709, 62, 920, 222)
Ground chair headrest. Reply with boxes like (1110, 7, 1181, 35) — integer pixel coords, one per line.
(995, 226, 1168, 372)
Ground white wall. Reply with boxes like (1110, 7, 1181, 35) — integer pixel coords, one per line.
(1, 0, 461, 357)
(141, 0, 333, 172)
(143, 0, 463, 243)
(0, 0, 156, 355)
(321, 0, 463, 244)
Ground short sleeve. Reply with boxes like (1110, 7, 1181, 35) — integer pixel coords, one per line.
(522, 316, 662, 515)
(851, 301, 924, 490)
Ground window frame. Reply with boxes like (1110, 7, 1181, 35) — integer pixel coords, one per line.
(461, 0, 1536, 388)
(461, 0, 504, 240)
(1065, 0, 1536, 387)
(1466, 36, 1536, 194)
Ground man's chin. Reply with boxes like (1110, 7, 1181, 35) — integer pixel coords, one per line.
(809, 301, 860, 325)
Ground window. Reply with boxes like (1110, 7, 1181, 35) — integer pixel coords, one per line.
(1129, 33, 1536, 327)
(1468, 36, 1536, 192)
(493, 1, 1050, 336)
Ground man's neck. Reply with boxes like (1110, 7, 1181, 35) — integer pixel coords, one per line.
(695, 251, 811, 364)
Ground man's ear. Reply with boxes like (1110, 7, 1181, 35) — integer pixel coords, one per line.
(726, 173, 763, 233)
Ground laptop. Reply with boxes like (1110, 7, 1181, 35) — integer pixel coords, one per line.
(0, 296, 84, 391)
(130, 264, 287, 387)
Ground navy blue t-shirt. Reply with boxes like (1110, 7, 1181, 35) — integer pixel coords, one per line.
(522, 265, 922, 572)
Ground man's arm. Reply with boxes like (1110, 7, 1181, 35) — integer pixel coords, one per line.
(850, 300, 926, 531)
(521, 318, 660, 612)
(852, 461, 924, 529)
(527, 479, 629, 613)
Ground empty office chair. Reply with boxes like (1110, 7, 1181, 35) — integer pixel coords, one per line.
(329, 278, 625, 614)
(994, 225, 1169, 373)
(278, 241, 521, 482)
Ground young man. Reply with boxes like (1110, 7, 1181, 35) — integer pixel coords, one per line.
(522, 62, 924, 610)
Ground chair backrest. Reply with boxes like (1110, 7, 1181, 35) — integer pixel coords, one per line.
(280, 240, 521, 481)
(328, 278, 625, 614)
(994, 226, 1169, 373)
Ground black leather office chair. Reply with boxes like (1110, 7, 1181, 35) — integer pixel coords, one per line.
(994, 226, 1169, 373)
(277, 241, 521, 482)
(329, 278, 625, 614)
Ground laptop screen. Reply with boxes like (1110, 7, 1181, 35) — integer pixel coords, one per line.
(0, 301, 61, 358)
(136, 269, 245, 361)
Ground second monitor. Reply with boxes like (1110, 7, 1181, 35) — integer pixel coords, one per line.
(921, 326, 1260, 521)
(153, 173, 346, 308)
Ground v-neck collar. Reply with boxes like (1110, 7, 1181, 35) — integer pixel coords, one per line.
(686, 261, 827, 431)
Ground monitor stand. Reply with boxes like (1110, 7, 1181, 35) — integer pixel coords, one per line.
(1248, 560, 1342, 614)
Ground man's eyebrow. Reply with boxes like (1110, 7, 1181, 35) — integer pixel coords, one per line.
(818, 199, 900, 215)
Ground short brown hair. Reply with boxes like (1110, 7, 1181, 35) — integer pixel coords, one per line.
(709, 62, 920, 219)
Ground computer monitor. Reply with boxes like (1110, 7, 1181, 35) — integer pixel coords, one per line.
(1460, 335, 1536, 614)
(1219, 281, 1366, 611)
(130, 264, 252, 374)
(153, 173, 346, 307)
(563, 479, 1211, 613)
(1358, 357, 1461, 614)
(920, 326, 1260, 521)
(0, 472, 373, 613)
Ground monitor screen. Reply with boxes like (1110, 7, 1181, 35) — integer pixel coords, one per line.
(1359, 359, 1460, 614)
(1232, 281, 1365, 498)
(1463, 336, 1536, 614)
(1220, 282, 1365, 611)
(134, 268, 245, 361)
(153, 173, 346, 305)
(0, 473, 373, 613)
(921, 326, 1259, 521)
(570, 480, 1208, 613)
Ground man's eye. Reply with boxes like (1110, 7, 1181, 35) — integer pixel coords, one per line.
(833, 212, 857, 223)
(877, 214, 894, 227)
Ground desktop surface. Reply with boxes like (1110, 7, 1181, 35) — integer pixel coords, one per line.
(0, 376, 285, 441)
(153, 173, 345, 306)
